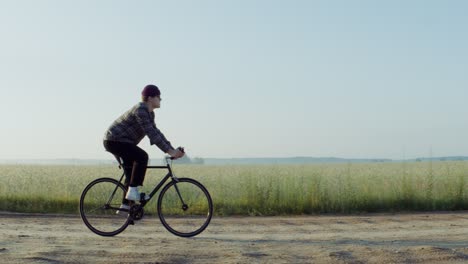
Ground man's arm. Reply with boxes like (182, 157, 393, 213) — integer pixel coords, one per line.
(135, 107, 174, 153)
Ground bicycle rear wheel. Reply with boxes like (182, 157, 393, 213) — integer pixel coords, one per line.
(79, 178, 130, 236)
(158, 178, 213, 237)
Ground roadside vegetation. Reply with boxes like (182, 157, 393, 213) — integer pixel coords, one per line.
(0, 161, 467, 215)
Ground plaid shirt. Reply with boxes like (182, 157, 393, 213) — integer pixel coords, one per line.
(104, 102, 174, 152)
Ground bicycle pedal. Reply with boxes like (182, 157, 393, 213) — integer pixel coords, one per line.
(140, 192, 150, 201)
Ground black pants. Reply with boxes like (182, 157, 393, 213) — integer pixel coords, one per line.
(103, 140, 149, 187)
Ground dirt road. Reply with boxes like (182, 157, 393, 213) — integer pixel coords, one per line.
(1, 212, 468, 263)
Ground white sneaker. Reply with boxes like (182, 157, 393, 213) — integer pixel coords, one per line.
(125, 187, 150, 201)
(125, 187, 141, 201)
(116, 204, 130, 215)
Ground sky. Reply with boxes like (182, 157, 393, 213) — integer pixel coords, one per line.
(0, 0, 467, 160)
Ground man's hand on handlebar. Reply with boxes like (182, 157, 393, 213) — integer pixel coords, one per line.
(167, 147, 185, 159)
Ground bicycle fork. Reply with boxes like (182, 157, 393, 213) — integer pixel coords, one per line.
(172, 180, 188, 211)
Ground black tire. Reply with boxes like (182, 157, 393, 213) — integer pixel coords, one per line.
(157, 178, 213, 237)
(79, 178, 130, 236)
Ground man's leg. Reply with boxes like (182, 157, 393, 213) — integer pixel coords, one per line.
(127, 148, 148, 187)
(103, 141, 148, 201)
(120, 158, 133, 205)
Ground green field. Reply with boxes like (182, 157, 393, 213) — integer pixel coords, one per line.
(0, 161, 467, 215)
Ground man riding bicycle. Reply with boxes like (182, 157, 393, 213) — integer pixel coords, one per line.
(103, 84, 184, 209)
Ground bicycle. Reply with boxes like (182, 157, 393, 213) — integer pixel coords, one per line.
(79, 155, 213, 237)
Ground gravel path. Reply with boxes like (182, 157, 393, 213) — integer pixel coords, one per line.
(1, 212, 468, 263)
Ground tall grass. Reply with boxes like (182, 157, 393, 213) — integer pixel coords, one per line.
(0, 161, 467, 215)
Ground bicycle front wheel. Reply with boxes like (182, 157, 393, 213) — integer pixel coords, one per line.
(158, 178, 213, 237)
(79, 178, 130, 236)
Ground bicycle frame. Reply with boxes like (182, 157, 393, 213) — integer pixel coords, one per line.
(114, 157, 181, 207)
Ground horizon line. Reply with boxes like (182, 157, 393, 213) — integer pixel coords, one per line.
(1, 155, 468, 161)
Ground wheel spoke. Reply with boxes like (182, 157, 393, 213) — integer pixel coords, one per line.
(86, 205, 106, 214)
